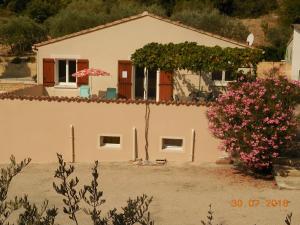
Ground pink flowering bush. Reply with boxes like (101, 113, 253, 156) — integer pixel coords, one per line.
(208, 76, 300, 173)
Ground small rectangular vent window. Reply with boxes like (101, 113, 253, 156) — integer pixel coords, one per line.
(162, 138, 183, 150)
(100, 136, 121, 148)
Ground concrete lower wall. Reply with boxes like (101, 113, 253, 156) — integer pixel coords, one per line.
(0, 82, 36, 93)
(0, 99, 221, 163)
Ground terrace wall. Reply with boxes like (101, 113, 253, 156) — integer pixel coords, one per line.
(0, 95, 221, 163)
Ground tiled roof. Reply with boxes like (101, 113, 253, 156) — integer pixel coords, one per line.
(0, 92, 210, 107)
(33, 11, 251, 49)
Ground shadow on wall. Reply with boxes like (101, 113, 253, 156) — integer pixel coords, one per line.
(173, 71, 224, 99)
(11, 85, 49, 96)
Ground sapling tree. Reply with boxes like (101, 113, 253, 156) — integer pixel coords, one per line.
(54, 154, 154, 225)
(0, 156, 31, 225)
(80, 160, 107, 225)
(53, 153, 81, 225)
(108, 194, 154, 225)
(201, 205, 221, 225)
(0, 155, 57, 225)
(18, 197, 57, 225)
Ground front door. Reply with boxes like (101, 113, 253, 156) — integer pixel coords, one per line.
(134, 66, 157, 100)
(118, 60, 132, 99)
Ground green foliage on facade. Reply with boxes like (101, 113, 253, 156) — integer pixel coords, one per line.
(131, 42, 262, 74)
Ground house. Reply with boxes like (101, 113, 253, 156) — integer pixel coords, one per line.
(286, 24, 300, 80)
(33, 11, 250, 101)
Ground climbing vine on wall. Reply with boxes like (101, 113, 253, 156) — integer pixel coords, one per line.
(131, 42, 263, 74)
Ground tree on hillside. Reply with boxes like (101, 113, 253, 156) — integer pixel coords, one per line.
(171, 8, 249, 42)
(0, 16, 47, 54)
(212, 0, 278, 18)
(26, 0, 60, 23)
(1, 0, 30, 12)
(280, 0, 300, 25)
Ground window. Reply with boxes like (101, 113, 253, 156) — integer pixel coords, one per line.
(225, 70, 235, 81)
(57, 59, 76, 85)
(99, 135, 121, 148)
(212, 71, 223, 81)
(212, 70, 235, 85)
(161, 137, 183, 151)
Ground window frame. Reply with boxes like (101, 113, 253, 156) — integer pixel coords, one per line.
(98, 134, 122, 150)
(211, 70, 236, 86)
(55, 59, 78, 87)
(160, 136, 184, 152)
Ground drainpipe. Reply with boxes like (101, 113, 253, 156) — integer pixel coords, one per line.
(70, 125, 75, 163)
(190, 129, 195, 162)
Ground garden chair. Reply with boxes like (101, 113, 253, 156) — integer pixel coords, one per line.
(79, 85, 90, 98)
(105, 88, 117, 100)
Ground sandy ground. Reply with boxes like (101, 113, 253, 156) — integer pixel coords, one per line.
(3, 162, 300, 225)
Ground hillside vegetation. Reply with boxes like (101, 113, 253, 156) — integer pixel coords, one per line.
(0, 0, 299, 60)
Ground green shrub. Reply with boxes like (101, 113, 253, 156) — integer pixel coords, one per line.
(208, 76, 300, 173)
(171, 8, 249, 42)
(212, 0, 278, 18)
(0, 16, 47, 54)
(46, 9, 104, 38)
(46, 0, 166, 38)
(280, 0, 300, 25)
(26, 0, 60, 23)
(53, 153, 154, 225)
(4, 0, 30, 12)
(261, 22, 292, 61)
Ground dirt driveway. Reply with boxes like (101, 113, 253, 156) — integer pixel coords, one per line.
(5, 162, 300, 225)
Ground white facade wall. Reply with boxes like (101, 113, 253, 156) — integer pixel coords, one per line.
(36, 15, 246, 96)
(291, 29, 300, 80)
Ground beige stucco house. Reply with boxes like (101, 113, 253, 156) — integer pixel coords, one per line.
(33, 11, 250, 101)
(286, 24, 300, 80)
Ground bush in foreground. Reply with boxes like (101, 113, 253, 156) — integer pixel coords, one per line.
(208, 76, 300, 173)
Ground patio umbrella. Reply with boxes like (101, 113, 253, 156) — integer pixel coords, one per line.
(72, 68, 110, 95)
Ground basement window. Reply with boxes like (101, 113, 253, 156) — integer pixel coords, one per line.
(99, 135, 121, 148)
(162, 138, 183, 151)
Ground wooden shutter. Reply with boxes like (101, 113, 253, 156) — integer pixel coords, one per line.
(159, 71, 173, 101)
(77, 59, 89, 86)
(118, 60, 132, 99)
(43, 58, 55, 87)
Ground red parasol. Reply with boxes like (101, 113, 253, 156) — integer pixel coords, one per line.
(72, 68, 110, 77)
(72, 68, 110, 95)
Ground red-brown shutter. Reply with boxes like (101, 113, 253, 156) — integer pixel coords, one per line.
(77, 59, 89, 86)
(43, 58, 55, 87)
(118, 60, 132, 99)
(159, 71, 173, 101)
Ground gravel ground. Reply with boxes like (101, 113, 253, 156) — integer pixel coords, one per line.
(3, 162, 300, 225)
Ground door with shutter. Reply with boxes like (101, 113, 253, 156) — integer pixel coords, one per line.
(118, 60, 132, 99)
(77, 59, 89, 86)
(159, 71, 173, 101)
(43, 58, 55, 87)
